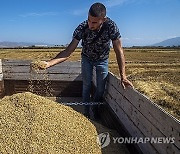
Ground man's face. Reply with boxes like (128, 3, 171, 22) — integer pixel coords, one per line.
(88, 14, 106, 31)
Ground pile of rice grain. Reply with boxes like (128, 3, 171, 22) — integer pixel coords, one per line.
(0, 92, 101, 154)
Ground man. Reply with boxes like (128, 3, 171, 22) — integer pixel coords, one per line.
(43, 2, 133, 117)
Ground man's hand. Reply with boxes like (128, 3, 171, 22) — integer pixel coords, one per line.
(39, 61, 50, 69)
(30, 60, 49, 70)
(121, 78, 134, 89)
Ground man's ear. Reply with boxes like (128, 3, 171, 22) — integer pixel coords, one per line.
(100, 16, 107, 23)
(103, 16, 107, 22)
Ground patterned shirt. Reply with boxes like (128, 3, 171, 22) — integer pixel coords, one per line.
(73, 17, 121, 61)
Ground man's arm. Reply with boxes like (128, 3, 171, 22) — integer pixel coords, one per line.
(112, 38, 133, 89)
(45, 38, 79, 68)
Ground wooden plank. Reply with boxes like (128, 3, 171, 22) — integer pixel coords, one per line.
(2, 59, 31, 64)
(3, 65, 81, 74)
(3, 73, 82, 81)
(0, 60, 4, 97)
(105, 93, 158, 154)
(107, 72, 180, 149)
(0, 59, 2, 74)
(105, 81, 179, 154)
(0, 81, 5, 98)
(4, 80, 82, 97)
(3, 80, 15, 96)
(2, 59, 81, 67)
(0, 74, 3, 81)
(0, 59, 3, 81)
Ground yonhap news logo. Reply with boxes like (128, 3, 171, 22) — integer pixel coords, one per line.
(97, 132, 175, 148)
(97, 132, 111, 148)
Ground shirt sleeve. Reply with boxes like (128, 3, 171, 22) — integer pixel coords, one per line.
(73, 21, 87, 41)
(108, 20, 121, 41)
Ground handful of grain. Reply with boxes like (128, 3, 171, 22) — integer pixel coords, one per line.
(31, 60, 47, 70)
(0, 92, 101, 154)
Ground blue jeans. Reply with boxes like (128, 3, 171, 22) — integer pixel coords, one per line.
(81, 55, 108, 104)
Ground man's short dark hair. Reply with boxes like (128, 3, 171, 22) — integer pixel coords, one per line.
(89, 2, 106, 17)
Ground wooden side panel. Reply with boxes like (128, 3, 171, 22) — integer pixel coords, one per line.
(105, 81, 179, 154)
(4, 80, 82, 97)
(2, 59, 81, 67)
(3, 65, 81, 73)
(93, 71, 180, 154)
(2, 60, 82, 81)
(107, 73, 180, 148)
(0, 59, 4, 98)
(2, 60, 83, 97)
(3, 73, 82, 81)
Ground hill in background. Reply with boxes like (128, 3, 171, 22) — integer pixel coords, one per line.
(0, 41, 53, 48)
(0, 37, 180, 48)
(152, 37, 180, 47)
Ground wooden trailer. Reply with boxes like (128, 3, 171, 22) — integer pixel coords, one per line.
(0, 59, 179, 154)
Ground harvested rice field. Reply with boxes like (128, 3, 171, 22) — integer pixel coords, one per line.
(109, 48, 180, 120)
(0, 47, 179, 120)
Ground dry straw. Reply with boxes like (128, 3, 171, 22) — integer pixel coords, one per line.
(0, 92, 101, 153)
